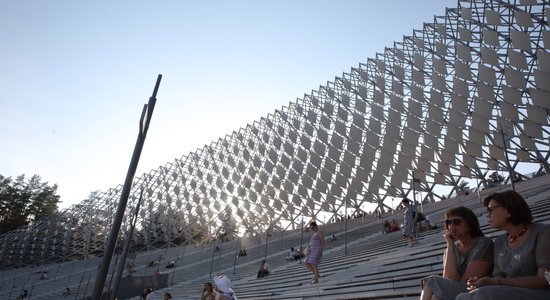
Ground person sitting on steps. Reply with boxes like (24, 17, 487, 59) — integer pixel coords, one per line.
(257, 259, 270, 278)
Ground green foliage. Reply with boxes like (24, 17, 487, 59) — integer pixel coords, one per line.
(488, 171, 505, 186)
(457, 179, 471, 194)
(0, 174, 60, 234)
(217, 207, 237, 241)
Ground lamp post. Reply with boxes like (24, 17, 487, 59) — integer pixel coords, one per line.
(209, 240, 219, 278)
(280, 223, 284, 251)
(264, 227, 270, 262)
(344, 198, 348, 255)
(92, 75, 162, 300)
(233, 238, 240, 275)
(299, 217, 304, 263)
(499, 124, 516, 191)
(110, 189, 143, 300)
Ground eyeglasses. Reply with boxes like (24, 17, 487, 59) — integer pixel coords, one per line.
(445, 218, 462, 226)
(487, 205, 502, 214)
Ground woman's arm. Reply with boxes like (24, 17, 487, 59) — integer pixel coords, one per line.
(461, 237, 493, 281)
(411, 206, 418, 223)
(318, 230, 325, 257)
(500, 268, 550, 289)
(469, 270, 550, 290)
(461, 260, 492, 282)
(442, 240, 461, 281)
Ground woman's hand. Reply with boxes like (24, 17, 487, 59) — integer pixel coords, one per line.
(444, 228, 456, 244)
(466, 276, 480, 290)
(466, 276, 493, 290)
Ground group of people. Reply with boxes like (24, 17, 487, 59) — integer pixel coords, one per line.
(198, 221, 326, 299)
(420, 190, 550, 299)
(400, 199, 439, 241)
(37, 269, 49, 280)
(189, 189, 550, 300)
(213, 190, 548, 299)
(237, 249, 247, 257)
(286, 246, 305, 261)
(259, 221, 325, 284)
(382, 219, 401, 233)
(140, 288, 172, 300)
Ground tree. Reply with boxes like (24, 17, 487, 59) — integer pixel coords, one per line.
(488, 171, 504, 187)
(0, 174, 60, 234)
(457, 179, 472, 195)
(217, 207, 237, 241)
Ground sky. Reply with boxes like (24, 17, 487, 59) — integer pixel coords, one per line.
(0, 0, 457, 209)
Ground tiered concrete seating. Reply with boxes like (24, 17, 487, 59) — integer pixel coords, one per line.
(0, 176, 548, 300)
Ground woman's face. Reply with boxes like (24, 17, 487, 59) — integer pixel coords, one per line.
(445, 215, 468, 238)
(486, 199, 508, 229)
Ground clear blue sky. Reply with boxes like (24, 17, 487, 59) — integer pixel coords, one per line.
(0, 0, 456, 208)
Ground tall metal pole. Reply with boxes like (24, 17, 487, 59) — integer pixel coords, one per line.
(263, 228, 270, 262)
(344, 198, 348, 255)
(299, 217, 304, 263)
(340, 211, 343, 233)
(171, 246, 181, 286)
(233, 238, 240, 275)
(110, 189, 144, 300)
(92, 75, 162, 300)
(280, 224, 284, 251)
(499, 125, 516, 191)
(412, 170, 417, 206)
(83, 273, 92, 299)
(106, 253, 120, 297)
(209, 241, 217, 278)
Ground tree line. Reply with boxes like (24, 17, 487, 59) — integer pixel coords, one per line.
(0, 174, 60, 235)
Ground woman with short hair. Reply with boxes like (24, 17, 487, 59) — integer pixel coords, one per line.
(420, 206, 493, 300)
(456, 190, 550, 300)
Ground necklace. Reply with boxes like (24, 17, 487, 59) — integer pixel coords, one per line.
(507, 225, 528, 243)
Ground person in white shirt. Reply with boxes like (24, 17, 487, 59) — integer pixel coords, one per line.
(287, 247, 298, 261)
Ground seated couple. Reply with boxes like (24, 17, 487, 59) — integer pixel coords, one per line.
(382, 219, 400, 233)
(286, 247, 303, 261)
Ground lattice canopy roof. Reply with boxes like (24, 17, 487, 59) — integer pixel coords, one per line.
(1, 0, 549, 268)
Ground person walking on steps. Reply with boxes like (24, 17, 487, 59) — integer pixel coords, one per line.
(304, 221, 324, 284)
